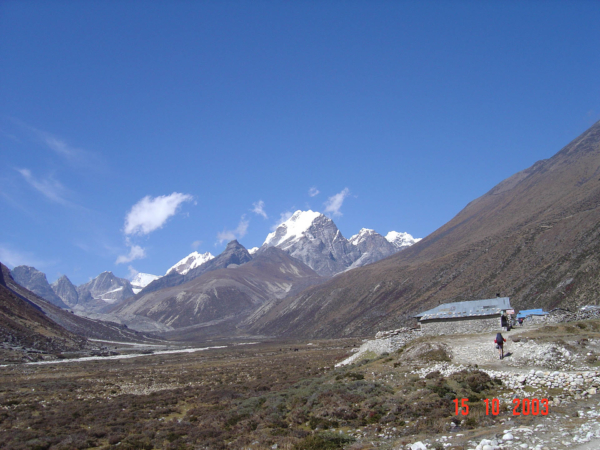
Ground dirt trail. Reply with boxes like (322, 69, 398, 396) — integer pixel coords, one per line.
(446, 327, 530, 372)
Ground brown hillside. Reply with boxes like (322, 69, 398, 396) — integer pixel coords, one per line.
(248, 120, 600, 338)
(111, 247, 324, 333)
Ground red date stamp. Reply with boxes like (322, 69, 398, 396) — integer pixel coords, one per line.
(452, 398, 549, 416)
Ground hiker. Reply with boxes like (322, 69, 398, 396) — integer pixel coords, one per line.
(495, 332, 506, 359)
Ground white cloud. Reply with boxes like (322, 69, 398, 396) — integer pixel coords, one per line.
(252, 200, 268, 219)
(116, 244, 146, 264)
(16, 168, 73, 206)
(308, 187, 320, 197)
(324, 187, 350, 217)
(191, 240, 202, 249)
(124, 193, 193, 236)
(271, 211, 294, 231)
(127, 265, 139, 280)
(217, 216, 249, 244)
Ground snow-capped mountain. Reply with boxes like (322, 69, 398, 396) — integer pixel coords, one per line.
(130, 272, 160, 294)
(385, 231, 421, 250)
(261, 210, 359, 276)
(248, 247, 259, 255)
(166, 251, 215, 275)
(261, 210, 420, 276)
(346, 228, 397, 270)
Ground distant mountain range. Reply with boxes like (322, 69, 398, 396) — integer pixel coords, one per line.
(8, 214, 418, 336)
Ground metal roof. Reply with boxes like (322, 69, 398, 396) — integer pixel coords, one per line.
(516, 309, 548, 319)
(415, 297, 511, 321)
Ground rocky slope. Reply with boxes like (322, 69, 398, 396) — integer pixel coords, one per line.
(248, 120, 600, 338)
(11, 266, 68, 308)
(111, 247, 324, 337)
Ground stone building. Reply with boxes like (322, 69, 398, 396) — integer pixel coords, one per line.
(415, 297, 512, 335)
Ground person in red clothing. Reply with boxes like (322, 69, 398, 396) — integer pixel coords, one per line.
(495, 332, 506, 359)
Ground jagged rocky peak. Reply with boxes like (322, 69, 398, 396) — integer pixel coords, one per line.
(11, 265, 68, 308)
(385, 231, 421, 251)
(51, 275, 79, 308)
(166, 251, 215, 275)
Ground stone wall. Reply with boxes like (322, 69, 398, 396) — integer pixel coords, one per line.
(420, 315, 502, 336)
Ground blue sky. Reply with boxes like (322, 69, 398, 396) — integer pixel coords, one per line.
(1, 1, 599, 285)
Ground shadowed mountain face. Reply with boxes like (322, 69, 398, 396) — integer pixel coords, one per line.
(248, 120, 600, 338)
(111, 247, 324, 334)
(0, 264, 85, 356)
(11, 266, 68, 309)
(138, 240, 252, 295)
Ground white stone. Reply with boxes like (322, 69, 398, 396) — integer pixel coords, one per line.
(410, 442, 427, 450)
(502, 433, 514, 441)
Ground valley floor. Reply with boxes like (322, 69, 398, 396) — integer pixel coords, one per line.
(0, 321, 599, 450)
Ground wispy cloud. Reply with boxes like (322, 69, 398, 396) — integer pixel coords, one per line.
(0, 245, 47, 269)
(191, 240, 202, 250)
(271, 211, 294, 231)
(16, 168, 74, 207)
(217, 215, 249, 244)
(324, 188, 350, 217)
(124, 193, 194, 236)
(127, 265, 139, 280)
(116, 241, 146, 264)
(308, 187, 320, 197)
(10, 119, 106, 171)
(252, 200, 268, 219)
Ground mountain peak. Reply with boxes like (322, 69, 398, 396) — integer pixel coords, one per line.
(263, 210, 325, 248)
